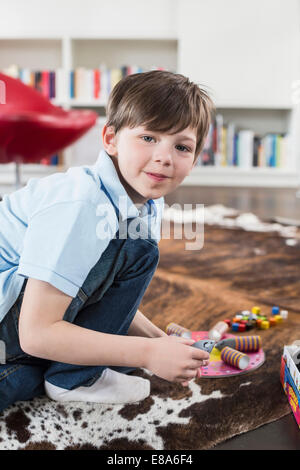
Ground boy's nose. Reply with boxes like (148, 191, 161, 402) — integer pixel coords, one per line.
(153, 150, 172, 165)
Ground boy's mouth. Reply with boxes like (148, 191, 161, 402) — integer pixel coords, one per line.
(146, 172, 170, 182)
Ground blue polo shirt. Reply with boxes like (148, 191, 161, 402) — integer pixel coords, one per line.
(0, 150, 164, 323)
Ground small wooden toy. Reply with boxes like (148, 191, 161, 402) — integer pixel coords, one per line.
(192, 339, 215, 353)
(215, 335, 261, 352)
(252, 306, 261, 315)
(280, 310, 288, 320)
(221, 346, 250, 370)
(274, 315, 283, 324)
(166, 322, 192, 338)
(272, 306, 280, 315)
(260, 320, 270, 330)
(208, 321, 229, 341)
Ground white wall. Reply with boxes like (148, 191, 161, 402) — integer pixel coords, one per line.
(178, 0, 300, 108)
(0, 0, 177, 38)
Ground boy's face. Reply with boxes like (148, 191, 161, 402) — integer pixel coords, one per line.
(102, 124, 198, 205)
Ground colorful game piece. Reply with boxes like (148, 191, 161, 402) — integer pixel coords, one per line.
(192, 339, 215, 353)
(280, 310, 288, 320)
(231, 322, 240, 332)
(252, 306, 261, 315)
(272, 306, 280, 315)
(246, 321, 254, 331)
(242, 310, 251, 316)
(260, 320, 270, 329)
(269, 317, 277, 327)
(221, 346, 250, 370)
(224, 319, 232, 327)
(208, 321, 229, 341)
(274, 314, 283, 324)
(166, 322, 191, 338)
(238, 323, 246, 332)
(215, 335, 261, 352)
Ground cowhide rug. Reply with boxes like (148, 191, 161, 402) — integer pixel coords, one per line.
(0, 205, 299, 450)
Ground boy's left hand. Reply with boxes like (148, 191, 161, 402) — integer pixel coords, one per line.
(182, 361, 209, 386)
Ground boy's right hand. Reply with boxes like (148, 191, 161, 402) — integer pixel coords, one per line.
(145, 336, 210, 386)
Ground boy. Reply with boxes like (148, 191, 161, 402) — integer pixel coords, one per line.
(0, 70, 214, 411)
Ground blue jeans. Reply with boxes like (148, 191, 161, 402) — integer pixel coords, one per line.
(0, 220, 159, 413)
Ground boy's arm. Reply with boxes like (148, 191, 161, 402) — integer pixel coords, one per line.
(18, 278, 151, 368)
(127, 309, 168, 338)
(18, 279, 209, 386)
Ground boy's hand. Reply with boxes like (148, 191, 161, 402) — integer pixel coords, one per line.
(145, 336, 210, 386)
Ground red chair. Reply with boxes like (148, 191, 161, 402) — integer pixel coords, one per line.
(0, 72, 98, 189)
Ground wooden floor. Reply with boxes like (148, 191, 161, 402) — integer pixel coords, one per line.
(165, 186, 300, 222)
(2, 184, 300, 221)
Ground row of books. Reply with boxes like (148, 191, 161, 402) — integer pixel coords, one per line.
(198, 114, 290, 168)
(2, 64, 166, 102)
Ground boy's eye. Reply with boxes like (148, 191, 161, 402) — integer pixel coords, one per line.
(142, 136, 190, 152)
(142, 136, 154, 143)
(176, 145, 190, 153)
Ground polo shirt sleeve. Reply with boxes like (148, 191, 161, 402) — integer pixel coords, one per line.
(17, 200, 115, 297)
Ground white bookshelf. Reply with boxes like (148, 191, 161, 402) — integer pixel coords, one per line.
(0, 0, 299, 189)
(183, 167, 299, 188)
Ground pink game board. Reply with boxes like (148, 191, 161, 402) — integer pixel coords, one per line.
(192, 331, 265, 378)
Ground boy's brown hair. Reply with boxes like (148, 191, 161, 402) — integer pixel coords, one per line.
(105, 70, 215, 160)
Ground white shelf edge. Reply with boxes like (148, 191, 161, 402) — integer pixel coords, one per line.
(0, 164, 65, 185)
(70, 35, 178, 41)
(0, 35, 178, 41)
(181, 166, 300, 188)
(215, 103, 293, 110)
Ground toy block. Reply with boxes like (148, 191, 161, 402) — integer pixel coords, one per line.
(272, 306, 280, 315)
(242, 310, 251, 316)
(252, 306, 261, 315)
(274, 314, 283, 324)
(280, 310, 288, 320)
(261, 320, 270, 330)
(269, 317, 277, 327)
(231, 322, 240, 332)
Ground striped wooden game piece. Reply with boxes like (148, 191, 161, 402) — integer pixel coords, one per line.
(221, 346, 250, 370)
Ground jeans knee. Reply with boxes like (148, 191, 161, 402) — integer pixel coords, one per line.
(0, 364, 46, 412)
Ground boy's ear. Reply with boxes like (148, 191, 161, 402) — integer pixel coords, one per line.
(102, 124, 118, 156)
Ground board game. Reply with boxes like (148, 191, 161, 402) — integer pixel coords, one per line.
(192, 331, 265, 378)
